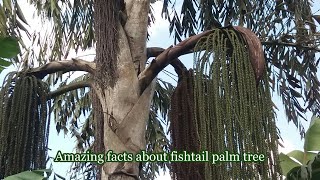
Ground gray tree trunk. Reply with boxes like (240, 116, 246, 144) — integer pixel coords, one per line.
(93, 0, 153, 179)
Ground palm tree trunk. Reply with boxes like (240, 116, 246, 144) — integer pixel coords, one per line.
(93, 0, 151, 179)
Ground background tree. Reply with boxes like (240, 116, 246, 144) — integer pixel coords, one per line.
(0, 0, 319, 180)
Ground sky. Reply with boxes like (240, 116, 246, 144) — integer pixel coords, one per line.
(0, 1, 319, 180)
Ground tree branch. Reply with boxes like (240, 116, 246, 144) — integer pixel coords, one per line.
(27, 58, 96, 79)
(138, 30, 212, 93)
(147, 47, 193, 59)
(48, 80, 92, 99)
(147, 47, 187, 76)
(171, 58, 188, 77)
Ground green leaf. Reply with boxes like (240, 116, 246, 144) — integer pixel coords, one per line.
(0, 37, 19, 58)
(4, 170, 47, 180)
(309, 154, 320, 179)
(279, 153, 301, 175)
(0, 57, 12, 66)
(304, 116, 320, 151)
(286, 166, 302, 179)
(287, 150, 317, 164)
(33, 169, 52, 177)
(0, 57, 11, 73)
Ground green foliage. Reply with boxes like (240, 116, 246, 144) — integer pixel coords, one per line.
(280, 152, 303, 176)
(280, 116, 320, 179)
(26, 0, 94, 63)
(0, 36, 19, 72)
(281, 153, 320, 180)
(0, 37, 19, 58)
(4, 169, 51, 180)
(51, 75, 91, 136)
(163, 0, 316, 46)
(305, 116, 320, 151)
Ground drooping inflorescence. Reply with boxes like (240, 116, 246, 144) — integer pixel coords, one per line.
(0, 72, 50, 178)
(170, 28, 280, 180)
(169, 69, 204, 180)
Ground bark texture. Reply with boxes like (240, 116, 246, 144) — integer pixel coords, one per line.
(93, 0, 152, 179)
